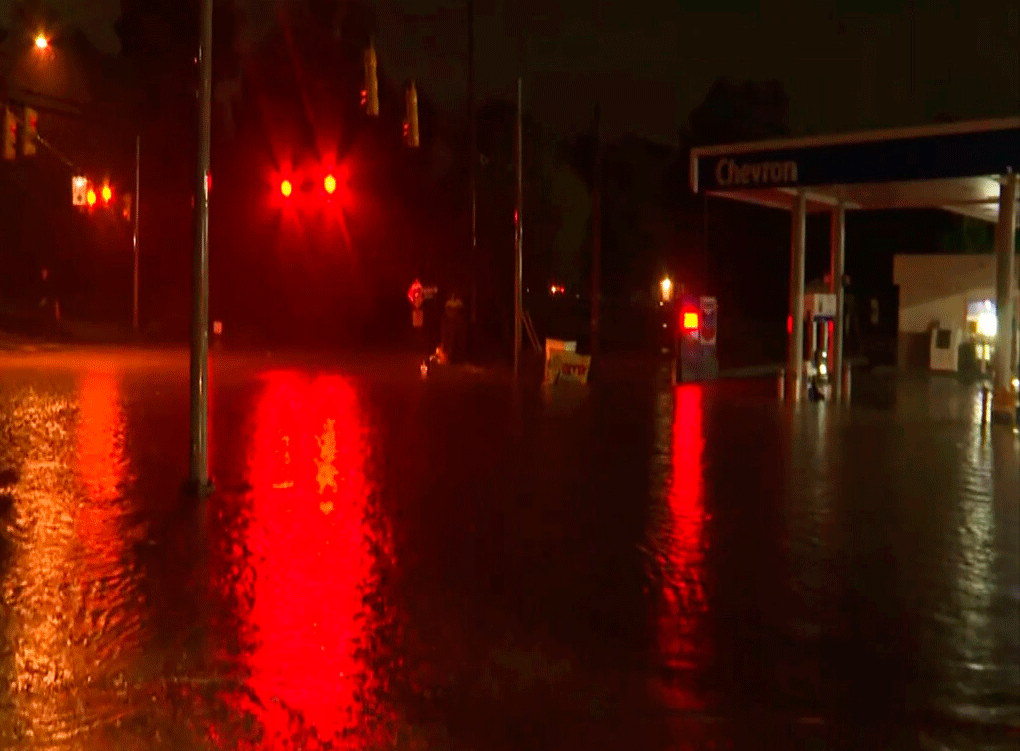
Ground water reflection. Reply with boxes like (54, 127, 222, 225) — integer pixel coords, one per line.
(650, 385, 710, 710)
(223, 370, 390, 746)
(1, 371, 141, 745)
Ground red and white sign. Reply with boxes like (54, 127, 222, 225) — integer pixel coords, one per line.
(407, 279, 424, 309)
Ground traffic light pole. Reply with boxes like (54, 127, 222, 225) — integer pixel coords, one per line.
(468, 0, 477, 328)
(132, 135, 140, 335)
(591, 104, 601, 360)
(513, 77, 523, 380)
(188, 0, 214, 496)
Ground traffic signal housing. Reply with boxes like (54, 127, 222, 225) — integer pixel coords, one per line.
(3, 108, 17, 160)
(362, 41, 379, 117)
(403, 80, 419, 148)
(21, 107, 37, 156)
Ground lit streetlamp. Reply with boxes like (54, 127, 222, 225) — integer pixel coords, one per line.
(660, 276, 674, 303)
(34, 33, 49, 51)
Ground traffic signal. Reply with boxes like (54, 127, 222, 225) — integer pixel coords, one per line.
(280, 179, 293, 198)
(362, 41, 379, 117)
(323, 174, 337, 195)
(86, 187, 97, 207)
(3, 108, 17, 160)
(21, 107, 37, 157)
(403, 80, 419, 148)
(101, 183, 113, 204)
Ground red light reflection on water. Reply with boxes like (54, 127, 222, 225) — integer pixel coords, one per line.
(244, 371, 373, 742)
(75, 371, 124, 506)
(657, 385, 711, 710)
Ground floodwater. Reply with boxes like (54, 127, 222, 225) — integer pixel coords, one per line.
(0, 349, 1016, 750)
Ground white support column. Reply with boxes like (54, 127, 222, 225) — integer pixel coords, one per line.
(787, 191, 807, 401)
(992, 171, 1018, 422)
(830, 203, 846, 400)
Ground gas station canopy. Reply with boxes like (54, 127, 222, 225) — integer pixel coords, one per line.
(689, 116, 1019, 418)
(689, 117, 1020, 223)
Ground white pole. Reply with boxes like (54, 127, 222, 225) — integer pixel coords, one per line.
(992, 171, 1018, 423)
(830, 203, 846, 399)
(787, 191, 807, 402)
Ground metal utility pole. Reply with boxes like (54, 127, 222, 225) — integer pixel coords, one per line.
(591, 103, 602, 359)
(513, 77, 523, 379)
(468, 0, 478, 327)
(189, 0, 214, 495)
(132, 135, 140, 335)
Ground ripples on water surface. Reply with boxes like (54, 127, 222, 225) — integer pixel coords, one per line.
(0, 352, 1016, 750)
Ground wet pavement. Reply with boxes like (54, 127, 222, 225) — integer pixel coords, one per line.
(0, 348, 1017, 750)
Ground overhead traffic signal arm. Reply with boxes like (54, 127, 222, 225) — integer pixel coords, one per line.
(363, 41, 379, 117)
(404, 80, 419, 148)
(21, 107, 38, 156)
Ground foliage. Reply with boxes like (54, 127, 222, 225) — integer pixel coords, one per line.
(686, 77, 791, 147)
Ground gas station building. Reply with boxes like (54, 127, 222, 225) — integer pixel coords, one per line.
(689, 117, 1019, 421)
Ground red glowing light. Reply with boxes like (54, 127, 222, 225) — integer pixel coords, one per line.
(324, 174, 337, 195)
(101, 184, 112, 204)
(86, 188, 97, 207)
(682, 311, 699, 331)
(280, 179, 293, 198)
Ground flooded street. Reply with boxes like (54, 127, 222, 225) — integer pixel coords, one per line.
(0, 349, 1017, 750)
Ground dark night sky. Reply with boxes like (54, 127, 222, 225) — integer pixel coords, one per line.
(2, 0, 1017, 142)
(371, 0, 1019, 142)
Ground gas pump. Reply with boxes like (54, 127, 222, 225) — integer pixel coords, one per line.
(673, 293, 719, 383)
(804, 293, 837, 401)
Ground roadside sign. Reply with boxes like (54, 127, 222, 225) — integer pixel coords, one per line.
(408, 279, 424, 309)
(72, 176, 88, 206)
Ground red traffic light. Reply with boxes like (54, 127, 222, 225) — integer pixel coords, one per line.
(101, 184, 113, 204)
(682, 310, 700, 332)
(280, 179, 293, 198)
(86, 188, 97, 207)
(323, 174, 337, 195)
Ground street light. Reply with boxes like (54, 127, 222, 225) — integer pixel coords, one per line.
(660, 276, 673, 303)
(34, 34, 49, 50)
